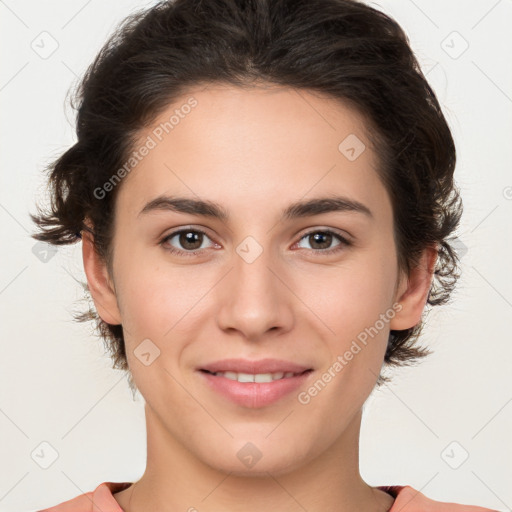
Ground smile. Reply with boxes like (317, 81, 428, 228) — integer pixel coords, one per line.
(198, 369, 313, 408)
(202, 369, 308, 382)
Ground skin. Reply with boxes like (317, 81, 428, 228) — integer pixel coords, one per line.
(82, 83, 436, 512)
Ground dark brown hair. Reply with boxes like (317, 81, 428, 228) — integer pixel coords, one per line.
(30, 0, 463, 390)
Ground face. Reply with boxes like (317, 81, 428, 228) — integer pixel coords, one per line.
(86, 83, 429, 476)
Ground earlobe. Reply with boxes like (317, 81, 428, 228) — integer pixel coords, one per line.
(389, 245, 438, 331)
(81, 228, 122, 325)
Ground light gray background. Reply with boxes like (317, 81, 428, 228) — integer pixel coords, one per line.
(0, 0, 511, 511)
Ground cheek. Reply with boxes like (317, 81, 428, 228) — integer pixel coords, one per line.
(302, 265, 395, 417)
(111, 242, 176, 336)
(301, 246, 398, 383)
(306, 254, 397, 335)
(113, 245, 216, 350)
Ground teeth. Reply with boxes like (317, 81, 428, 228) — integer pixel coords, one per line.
(212, 371, 299, 382)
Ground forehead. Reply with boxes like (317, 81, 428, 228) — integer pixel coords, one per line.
(115, 83, 389, 224)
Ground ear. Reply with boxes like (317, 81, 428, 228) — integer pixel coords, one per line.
(81, 224, 122, 325)
(389, 244, 438, 331)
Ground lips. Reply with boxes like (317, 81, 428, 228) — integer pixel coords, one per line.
(198, 358, 313, 375)
(197, 364, 314, 408)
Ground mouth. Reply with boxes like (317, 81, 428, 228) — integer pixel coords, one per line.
(199, 368, 312, 383)
(198, 357, 313, 375)
(197, 367, 314, 408)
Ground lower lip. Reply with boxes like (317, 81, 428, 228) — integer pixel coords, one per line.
(197, 370, 313, 408)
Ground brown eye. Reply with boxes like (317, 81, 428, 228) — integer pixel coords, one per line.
(161, 228, 215, 256)
(177, 231, 204, 250)
(307, 232, 333, 250)
(296, 230, 351, 255)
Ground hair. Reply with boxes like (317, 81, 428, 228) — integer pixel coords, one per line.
(30, 0, 463, 391)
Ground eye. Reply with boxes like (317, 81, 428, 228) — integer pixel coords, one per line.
(160, 228, 217, 256)
(160, 227, 351, 258)
(294, 229, 351, 255)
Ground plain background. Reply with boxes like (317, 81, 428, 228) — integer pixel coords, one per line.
(0, 0, 511, 510)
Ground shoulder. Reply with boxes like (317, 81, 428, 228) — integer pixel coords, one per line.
(36, 482, 132, 512)
(37, 481, 498, 512)
(379, 485, 498, 512)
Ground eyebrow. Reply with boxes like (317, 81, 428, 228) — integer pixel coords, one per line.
(138, 194, 373, 221)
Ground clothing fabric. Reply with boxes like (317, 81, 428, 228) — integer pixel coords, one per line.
(36, 481, 498, 512)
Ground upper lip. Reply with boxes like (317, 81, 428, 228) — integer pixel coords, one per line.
(199, 358, 312, 374)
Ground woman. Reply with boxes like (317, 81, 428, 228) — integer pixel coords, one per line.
(31, 0, 497, 510)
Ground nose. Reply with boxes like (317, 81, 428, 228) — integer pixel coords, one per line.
(215, 241, 294, 341)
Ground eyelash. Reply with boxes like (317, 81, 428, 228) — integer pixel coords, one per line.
(160, 227, 352, 257)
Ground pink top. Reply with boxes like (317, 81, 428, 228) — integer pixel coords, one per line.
(37, 481, 498, 511)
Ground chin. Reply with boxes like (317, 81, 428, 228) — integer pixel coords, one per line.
(196, 436, 313, 478)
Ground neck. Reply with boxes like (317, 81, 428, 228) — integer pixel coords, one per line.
(114, 405, 394, 512)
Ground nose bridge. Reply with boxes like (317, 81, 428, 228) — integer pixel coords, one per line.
(233, 235, 282, 307)
(216, 235, 293, 336)
(235, 237, 277, 295)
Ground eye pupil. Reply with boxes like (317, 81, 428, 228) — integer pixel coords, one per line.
(180, 231, 202, 250)
(310, 232, 332, 249)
